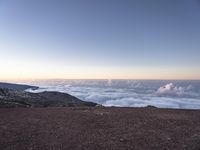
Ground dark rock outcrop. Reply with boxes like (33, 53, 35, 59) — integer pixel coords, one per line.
(0, 82, 38, 91)
(0, 88, 97, 108)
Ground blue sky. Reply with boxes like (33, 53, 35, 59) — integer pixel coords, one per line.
(0, 0, 200, 80)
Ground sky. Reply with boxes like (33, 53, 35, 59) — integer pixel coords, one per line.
(0, 0, 200, 80)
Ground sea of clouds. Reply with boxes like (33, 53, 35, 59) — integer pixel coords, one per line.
(26, 80, 200, 109)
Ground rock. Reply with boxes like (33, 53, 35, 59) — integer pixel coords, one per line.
(146, 105, 157, 108)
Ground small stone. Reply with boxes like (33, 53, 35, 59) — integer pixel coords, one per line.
(120, 138, 125, 142)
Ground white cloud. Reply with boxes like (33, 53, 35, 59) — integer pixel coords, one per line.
(156, 83, 200, 98)
(26, 80, 200, 109)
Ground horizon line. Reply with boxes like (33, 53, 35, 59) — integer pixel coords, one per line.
(1, 78, 200, 81)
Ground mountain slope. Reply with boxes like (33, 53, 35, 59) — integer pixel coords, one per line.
(0, 88, 97, 108)
(0, 82, 38, 90)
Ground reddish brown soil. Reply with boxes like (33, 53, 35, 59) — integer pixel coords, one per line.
(0, 107, 200, 150)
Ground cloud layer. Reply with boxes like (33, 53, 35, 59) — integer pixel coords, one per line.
(26, 80, 200, 109)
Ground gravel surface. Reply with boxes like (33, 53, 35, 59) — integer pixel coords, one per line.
(0, 107, 200, 150)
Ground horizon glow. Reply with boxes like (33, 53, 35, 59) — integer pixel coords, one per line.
(0, 0, 200, 80)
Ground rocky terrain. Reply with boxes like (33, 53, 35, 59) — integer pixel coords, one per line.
(0, 82, 97, 108)
(0, 82, 200, 149)
(0, 88, 97, 108)
(0, 107, 200, 150)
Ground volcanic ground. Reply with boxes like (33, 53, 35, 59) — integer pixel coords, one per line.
(0, 107, 200, 150)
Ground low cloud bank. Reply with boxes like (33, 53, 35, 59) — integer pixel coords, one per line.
(27, 80, 200, 109)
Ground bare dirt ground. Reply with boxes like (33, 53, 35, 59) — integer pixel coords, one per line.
(0, 107, 200, 150)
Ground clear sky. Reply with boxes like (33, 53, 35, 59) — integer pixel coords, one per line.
(0, 0, 200, 80)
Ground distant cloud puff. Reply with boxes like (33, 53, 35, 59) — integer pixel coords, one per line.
(156, 83, 199, 98)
